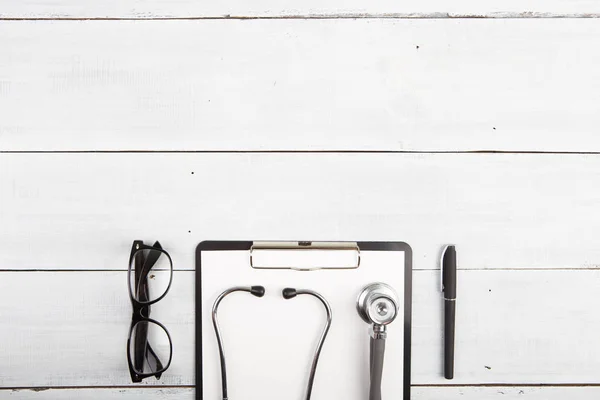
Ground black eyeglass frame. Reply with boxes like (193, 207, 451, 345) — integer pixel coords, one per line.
(127, 240, 174, 383)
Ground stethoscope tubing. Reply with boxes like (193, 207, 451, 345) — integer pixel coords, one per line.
(290, 289, 332, 400)
(211, 286, 332, 400)
(212, 287, 246, 400)
(369, 335, 386, 400)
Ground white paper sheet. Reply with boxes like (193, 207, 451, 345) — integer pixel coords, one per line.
(200, 249, 408, 400)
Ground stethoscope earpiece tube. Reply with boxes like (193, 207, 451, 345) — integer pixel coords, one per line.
(282, 288, 332, 400)
(282, 287, 297, 299)
(212, 286, 266, 400)
(212, 286, 330, 400)
(250, 285, 266, 297)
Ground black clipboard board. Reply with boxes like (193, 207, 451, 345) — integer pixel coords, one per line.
(195, 241, 412, 399)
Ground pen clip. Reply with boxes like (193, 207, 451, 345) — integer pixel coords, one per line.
(440, 245, 449, 293)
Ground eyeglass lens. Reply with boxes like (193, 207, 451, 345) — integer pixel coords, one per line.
(129, 320, 172, 374)
(129, 249, 172, 304)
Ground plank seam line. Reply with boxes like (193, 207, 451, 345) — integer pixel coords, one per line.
(3, 150, 600, 155)
(4, 383, 600, 391)
(0, 267, 598, 272)
(412, 383, 600, 387)
(0, 269, 199, 272)
(2, 385, 194, 391)
(1, 13, 600, 21)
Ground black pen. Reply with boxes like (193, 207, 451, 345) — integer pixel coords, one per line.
(441, 245, 457, 379)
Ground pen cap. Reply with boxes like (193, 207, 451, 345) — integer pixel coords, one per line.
(442, 245, 457, 299)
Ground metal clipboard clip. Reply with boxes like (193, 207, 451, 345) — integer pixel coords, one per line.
(249, 241, 361, 271)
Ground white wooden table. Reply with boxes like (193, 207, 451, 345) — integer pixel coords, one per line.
(1, 1, 600, 398)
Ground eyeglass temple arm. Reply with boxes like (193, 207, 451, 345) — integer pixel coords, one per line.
(145, 342, 165, 379)
(130, 240, 163, 277)
(135, 241, 164, 300)
(133, 248, 147, 371)
(139, 242, 163, 277)
(140, 243, 166, 378)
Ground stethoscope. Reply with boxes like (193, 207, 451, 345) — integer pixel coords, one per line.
(212, 282, 398, 400)
(212, 286, 332, 400)
(356, 283, 400, 400)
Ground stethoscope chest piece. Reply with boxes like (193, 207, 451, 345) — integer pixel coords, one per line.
(356, 282, 399, 326)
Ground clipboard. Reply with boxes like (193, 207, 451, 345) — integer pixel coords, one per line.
(195, 241, 412, 400)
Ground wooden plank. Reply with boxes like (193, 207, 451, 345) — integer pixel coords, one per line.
(413, 270, 600, 384)
(1, 270, 599, 387)
(2, 153, 600, 271)
(0, 272, 195, 387)
(4, 386, 600, 399)
(414, 387, 600, 399)
(1, 0, 600, 19)
(1, 20, 600, 152)
(4, 388, 195, 399)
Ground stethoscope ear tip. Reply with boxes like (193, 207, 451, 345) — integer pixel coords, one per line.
(282, 287, 297, 299)
(250, 286, 266, 297)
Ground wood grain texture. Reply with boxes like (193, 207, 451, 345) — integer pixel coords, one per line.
(2, 153, 600, 271)
(1, 0, 600, 19)
(0, 272, 195, 387)
(413, 387, 600, 399)
(4, 386, 600, 399)
(1, 270, 599, 387)
(1, 20, 600, 152)
(4, 388, 194, 399)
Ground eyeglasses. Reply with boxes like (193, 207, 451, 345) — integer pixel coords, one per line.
(127, 240, 174, 382)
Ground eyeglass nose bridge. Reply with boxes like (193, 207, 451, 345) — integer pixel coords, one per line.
(130, 303, 152, 320)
